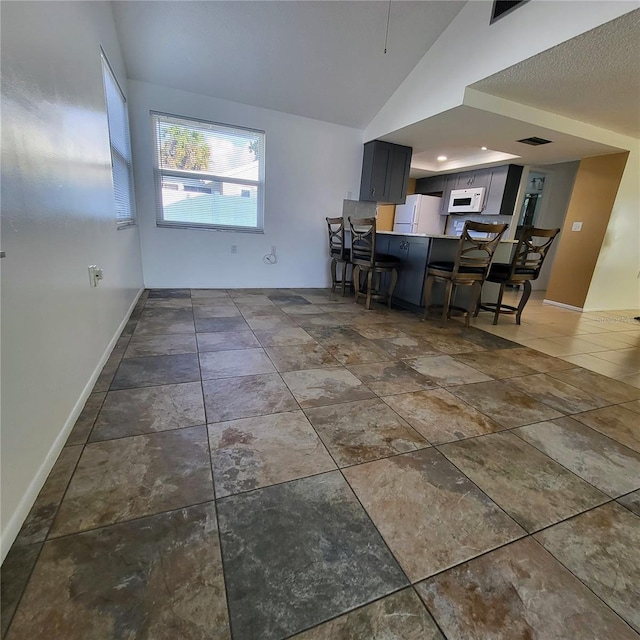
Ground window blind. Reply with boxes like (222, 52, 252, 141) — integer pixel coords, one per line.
(152, 112, 265, 232)
(101, 53, 136, 228)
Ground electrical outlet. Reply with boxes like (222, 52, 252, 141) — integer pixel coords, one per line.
(571, 222, 583, 232)
(231, 244, 238, 254)
(88, 265, 104, 287)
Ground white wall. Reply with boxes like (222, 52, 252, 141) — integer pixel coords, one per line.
(128, 81, 363, 288)
(585, 143, 640, 311)
(365, 0, 636, 142)
(1, 1, 144, 559)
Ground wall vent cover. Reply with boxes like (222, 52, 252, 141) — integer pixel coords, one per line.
(517, 136, 553, 146)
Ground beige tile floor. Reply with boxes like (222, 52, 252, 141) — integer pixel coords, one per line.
(474, 290, 640, 388)
(2, 287, 639, 640)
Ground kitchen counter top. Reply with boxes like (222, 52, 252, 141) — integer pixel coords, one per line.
(376, 230, 517, 243)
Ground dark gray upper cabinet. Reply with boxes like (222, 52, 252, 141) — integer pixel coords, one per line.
(454, 171, 474, 189)
(359, 140, 412, 204)
(440, 174, 457, 214)
(472, 168, 493, 190)
(484, 165, 523, 215)
(415, 174, 445, 195)
(416, 174, 456, 214)
(455, 168, 492, 189)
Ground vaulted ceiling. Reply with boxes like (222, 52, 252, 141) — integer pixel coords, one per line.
(111, 0, 465, 129)
(111, 2, 639, 173)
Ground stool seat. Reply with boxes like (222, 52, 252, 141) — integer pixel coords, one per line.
(353, 253, 398, 267)
(475, 226, 560, 325)
(331, 247, 351, 261)
(487, 263, 537, 279)
(423, 222, 509, 327)
(348, 217, 400, 310)
(428, 261, 486, 275)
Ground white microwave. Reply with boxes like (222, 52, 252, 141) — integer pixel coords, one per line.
(448, 187, 486, 214)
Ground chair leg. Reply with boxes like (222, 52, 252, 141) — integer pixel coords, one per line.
(468, 282, 482, 327)
(353, 266, 360, 304)
(423, 275, 434, 320)
(387, 268, 398, 309)
(441, 279, 453, 326)
(365, 270, 373, 310)
(474, 283, 483, 317)
(516, 280, 532, 325)
(340, 262, 348, 297)
(330, 258, 337, 293)
(493, 283, 505, 325)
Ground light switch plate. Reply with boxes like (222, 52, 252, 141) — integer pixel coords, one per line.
(571, 222, 583, 232)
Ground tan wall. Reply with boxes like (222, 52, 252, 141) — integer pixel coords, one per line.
(546, 152, 629, 309)
(376, 205, 395, 231)
(376, 178, 417, 231)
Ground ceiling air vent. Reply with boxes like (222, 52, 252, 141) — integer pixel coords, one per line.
(517, 136, 553, 146)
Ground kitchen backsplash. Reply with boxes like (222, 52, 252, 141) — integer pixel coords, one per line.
(342, 199, 377, 223)
(446, 213, 514, 236)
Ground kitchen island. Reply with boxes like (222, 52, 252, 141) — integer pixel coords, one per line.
(375, 230, 516, 310)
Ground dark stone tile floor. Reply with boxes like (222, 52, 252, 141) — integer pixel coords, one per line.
(3, 288, 639, 640)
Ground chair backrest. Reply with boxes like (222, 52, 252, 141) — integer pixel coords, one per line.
(326, 217, 347, 260)
(508, 226, 560, 280)
(348, 216, 376, 266)
(452, 221, 509, 279)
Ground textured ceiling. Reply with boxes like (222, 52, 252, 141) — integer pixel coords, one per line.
(383, 106, 624, 178)
(111, 1, 464, 129)
(471, 9, 640, 138)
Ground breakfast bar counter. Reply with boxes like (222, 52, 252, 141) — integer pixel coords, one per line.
(374, 231, 515, 309)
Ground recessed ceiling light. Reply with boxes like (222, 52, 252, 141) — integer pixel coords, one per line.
(437, 155, 447, 161)
(481, 146, 488, 151)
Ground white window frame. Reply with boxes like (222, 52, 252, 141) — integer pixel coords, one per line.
(152, 112, 265, 233)
(100, 51, 136, 229)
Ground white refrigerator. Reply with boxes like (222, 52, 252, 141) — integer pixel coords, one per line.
(393, 194, 445, 235)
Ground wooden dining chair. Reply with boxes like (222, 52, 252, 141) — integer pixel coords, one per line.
(348, 216, 400, 309)
(423, 221, 509, 326)
(476, 226, 560, 324)
(325, 217, 352, 296)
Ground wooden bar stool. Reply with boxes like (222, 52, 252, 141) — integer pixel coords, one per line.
(325, 217, 352, 296)
(348, 216, 400, 310)
(423, 221, 508, 327)
(476, 226, 560, 324)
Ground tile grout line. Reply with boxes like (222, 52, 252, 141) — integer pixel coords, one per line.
(409, 583, 452, 640)
(526, 535, 640, 636)
(508, 427, 640, 496)
(2, 301, 139, 638)
(197, 317, 237, 640)
(279, 585, 426, 640)
(5, 289, 637, 638)
(40, 498, 218, 544)
(288, 411, 423, 635)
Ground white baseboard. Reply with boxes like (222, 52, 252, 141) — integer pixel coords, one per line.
(0, 288, 144, 562)
(542, 299, 584, 312)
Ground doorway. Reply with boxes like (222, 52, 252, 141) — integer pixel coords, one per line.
(518, 171, 546, 228)
(523, 163, 578, 291)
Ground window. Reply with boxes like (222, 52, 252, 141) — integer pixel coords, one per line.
(152, 113, 265, 232)
(101, 53, 136, 228)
